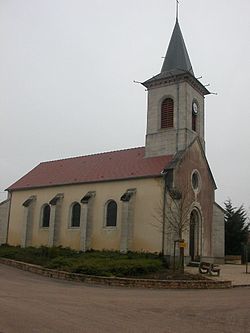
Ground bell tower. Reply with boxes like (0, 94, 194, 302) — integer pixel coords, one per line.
(143, 19, 210, 158)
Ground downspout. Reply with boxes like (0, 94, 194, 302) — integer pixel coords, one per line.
(161, 169, 173, 255)
(176, 82, 180, 152)
(162, 172, 167, 255)
(6, 191, 12, 244)
(161, 168, 175, 263)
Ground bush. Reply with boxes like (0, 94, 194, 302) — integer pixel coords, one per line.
(70, 258, 162, 277)
(0, 245, 164, 277)
(45, 256, 79, 270)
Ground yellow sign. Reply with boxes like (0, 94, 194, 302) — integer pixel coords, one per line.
(179, 242, 187, 248)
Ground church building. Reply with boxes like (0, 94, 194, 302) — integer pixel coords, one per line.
(0, 17, 225, 264)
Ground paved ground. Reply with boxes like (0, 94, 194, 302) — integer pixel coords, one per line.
(186, 264, 250, 286)
(0, 264, 250, 333)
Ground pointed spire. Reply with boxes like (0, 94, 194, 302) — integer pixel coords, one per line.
(161, 20, 194, 76)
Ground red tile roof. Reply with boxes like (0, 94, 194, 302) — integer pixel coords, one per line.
(7, 147, 173, 191)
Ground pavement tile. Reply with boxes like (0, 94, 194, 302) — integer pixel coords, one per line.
(186, 264, 250, 286)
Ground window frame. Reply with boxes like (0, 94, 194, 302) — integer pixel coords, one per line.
(191, 169, 202, 193)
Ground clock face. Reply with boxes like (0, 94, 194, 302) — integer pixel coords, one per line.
(192, 102, 198, 115)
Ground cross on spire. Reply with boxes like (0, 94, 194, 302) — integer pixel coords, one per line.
(176, 0, 179, 21)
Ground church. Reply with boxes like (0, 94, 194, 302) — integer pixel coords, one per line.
(0, 17, 225, 264)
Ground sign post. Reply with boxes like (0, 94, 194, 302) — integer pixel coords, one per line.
(179, 241, 187, 249)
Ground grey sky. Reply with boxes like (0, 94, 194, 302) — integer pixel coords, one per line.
(0, 0, 250, 210)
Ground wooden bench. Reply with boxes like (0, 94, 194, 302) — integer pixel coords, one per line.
(199, 262, 220, 276)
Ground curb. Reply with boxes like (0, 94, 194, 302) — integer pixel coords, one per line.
(0, 258, 232, 289)
(232, 284, 250, 288)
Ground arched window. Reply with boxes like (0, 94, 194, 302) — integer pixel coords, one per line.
(106, 200, 117, 227)
(192, 113, 197, 131)
(192, 101, 198, 132)
(161, 98, 174, 128)
(71, 202, 81, 227)
(42, 204, 50, 228)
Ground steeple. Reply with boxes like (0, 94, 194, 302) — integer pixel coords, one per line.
(143, 17, 210, 158)
(161, 19, 194, 76)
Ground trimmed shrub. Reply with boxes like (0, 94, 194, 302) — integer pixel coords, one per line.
(0, 245, 164, 277)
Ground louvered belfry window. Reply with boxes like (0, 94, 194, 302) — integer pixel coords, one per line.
(161, 98, 174, 128)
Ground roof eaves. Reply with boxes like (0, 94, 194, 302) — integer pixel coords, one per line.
(7, 173, 165, 192)
(214, 201, 226, 213)
(0, 198, 10, 206)
(143, 71, 210, 96)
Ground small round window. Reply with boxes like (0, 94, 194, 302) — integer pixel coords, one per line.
(191, 170, 201, 192)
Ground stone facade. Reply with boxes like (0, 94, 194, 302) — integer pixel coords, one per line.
(0, 199, 10, 245)
(21, 195, 37, 247)
(161, 139, 217, 262)
(79, 191, 96, 252)
(212, 203, 225, 263)
(7, 178, 164, 253)
(120, 189, 136, 253)
(145, 78, 205, 158)
(5, 139, 224, 263)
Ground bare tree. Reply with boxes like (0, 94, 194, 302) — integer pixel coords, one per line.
(166, 186, 192, 237)
(167, 186, 193, 272)
(153, 179, 194, 273)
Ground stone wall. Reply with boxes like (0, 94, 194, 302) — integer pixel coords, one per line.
(212, 203, 225, 263)
(7, 178, 163, 253)
(0, 258, 232, 289)
(145, 80, 205, 157)
(172, 139, 215, 259)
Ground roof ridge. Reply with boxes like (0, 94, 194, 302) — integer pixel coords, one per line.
(41, 146, 145, 164)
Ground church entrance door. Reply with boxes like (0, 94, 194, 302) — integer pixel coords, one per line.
(189, 210, 200, 261)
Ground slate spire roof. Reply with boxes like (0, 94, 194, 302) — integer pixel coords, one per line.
(143, 19, 210, 95)
(161, 19, 194, 76)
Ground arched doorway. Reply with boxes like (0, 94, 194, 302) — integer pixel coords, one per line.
(189, 210, 200, 261)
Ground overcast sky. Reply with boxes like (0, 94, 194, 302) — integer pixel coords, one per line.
(0, 0, 250, 210)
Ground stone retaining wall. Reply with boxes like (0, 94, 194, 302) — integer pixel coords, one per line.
(225, 255, 242, 265)
(0, 258, 232, 289)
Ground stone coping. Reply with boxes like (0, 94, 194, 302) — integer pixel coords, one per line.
(0, 258, 232, 289)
